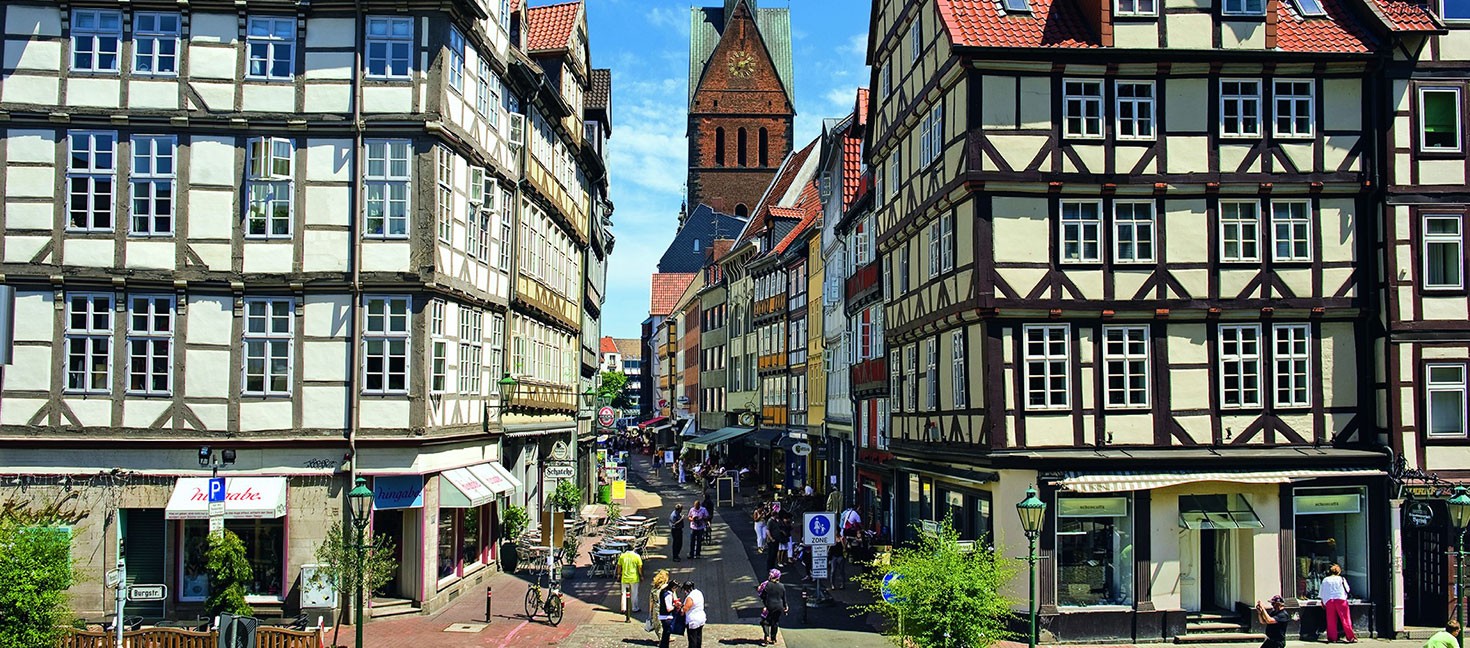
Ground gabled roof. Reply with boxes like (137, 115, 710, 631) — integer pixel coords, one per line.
(1362, 0, 1443, 32)
(855, 87, 870, 128)
(936, 0, 1100, 49)
(650, 273, 698, 316)
(689, 3, 795, 105)
(743, 139, 819, 233)
(841, 126, 864, 211)
(527, 1, 580, 52)
(657, 204, 748, 273)
(612, 338, 642, 360)
(1276, 0, 1377, 52)
(772, 179, 822, 256)
(588, 68, 612, 111)
(600, 336, 619, 354)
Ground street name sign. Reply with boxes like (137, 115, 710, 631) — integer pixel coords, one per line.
(127, 584, 167, 602)
(544, 462, 576, 480)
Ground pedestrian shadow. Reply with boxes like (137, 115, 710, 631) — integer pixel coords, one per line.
(716, 640, 767, 646)
(613, 638, 659, 646)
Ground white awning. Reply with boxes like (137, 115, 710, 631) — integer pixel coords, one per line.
(1057, 469, 1384, 494)
(467, 462, 518, 496)
(441, 468, 495, 508)
(165, 477, 288, 520)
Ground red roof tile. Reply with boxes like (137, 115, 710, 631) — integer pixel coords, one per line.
(600, 336, 619, 354)
(1276, 0, 1377, 52)
(772, 181, 822, 256)
(527, 2, 580, 52)
(1365, 0, 1442, 31)
(855, 87, 870, 128)
(510, 0, 521, 12)
(841, 130, 864, 211)
(650, 273, 696, 316)
(741, 139, 820, 243)
(936, 0, 1100, 49)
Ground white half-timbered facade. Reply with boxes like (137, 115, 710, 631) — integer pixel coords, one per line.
(0, 0, 610, 621)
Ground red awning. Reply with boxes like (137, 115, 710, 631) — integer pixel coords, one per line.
(639, 416, 669, 427)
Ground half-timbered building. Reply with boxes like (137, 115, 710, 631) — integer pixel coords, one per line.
(869, 0, 1389, 639)
(0, 0, 609, 620)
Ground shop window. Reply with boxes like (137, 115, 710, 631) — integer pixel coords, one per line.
(461, 507, 483, 567)
(1419, 88, 1462, 152)
(1293, 487, 1370, 600)
(438, 510, 457, 580)
(180, 519, 285, 601)
(1056, 496, 1135, 607)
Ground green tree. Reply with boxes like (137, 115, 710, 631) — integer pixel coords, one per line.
(205, 530, 255, 618)
(857, 519, 1017, 648)
(309, 521, 398, 632)
(597, 371, 629, 408)
(549, 480, 582, 513)
(0, 519, 77, 648)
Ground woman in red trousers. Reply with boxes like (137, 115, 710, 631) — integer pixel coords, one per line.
(1320, 564, 1357, 643)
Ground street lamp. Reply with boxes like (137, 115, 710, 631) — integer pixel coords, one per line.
(1449, 486, 1470, 648)
(348, 477, 374, 648)
(1016, 486, 1047, 648)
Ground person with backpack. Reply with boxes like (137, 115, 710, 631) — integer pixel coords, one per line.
(757, 569, 788, 645)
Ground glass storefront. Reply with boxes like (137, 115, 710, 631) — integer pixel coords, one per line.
(460, 507, 482, 567)
(1293, 486, 1369, 600)
(1056, 495, 1135, 607)
(438, 504, 490, 582)
(437, 510, 456, 580)
(180, 518, 285, 601)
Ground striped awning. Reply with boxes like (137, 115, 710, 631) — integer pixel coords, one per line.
(685, 427, 755, 450)
(1057, 468, 1384, 493)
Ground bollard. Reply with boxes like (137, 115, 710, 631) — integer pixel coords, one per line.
(623, 587, 631, 623)
(485, 586, 493, 623)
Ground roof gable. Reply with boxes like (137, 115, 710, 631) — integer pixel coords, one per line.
(935, 0, 1101, 48)
(689, 3, 795, 105)
(650, 273, 697, 316)
(527, 1, 581, 52)
(1275, 0, 1378, 52)
(657, 204, 748, 273)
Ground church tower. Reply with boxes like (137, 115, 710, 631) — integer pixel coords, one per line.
(687, 0, 795, 219)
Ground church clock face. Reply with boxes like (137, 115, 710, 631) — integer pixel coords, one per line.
(728, 50, 756, 78)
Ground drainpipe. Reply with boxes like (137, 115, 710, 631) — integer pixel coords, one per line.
(346, 0, 366, 624)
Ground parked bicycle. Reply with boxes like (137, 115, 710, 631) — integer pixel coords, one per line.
(523, 567, 565, 626)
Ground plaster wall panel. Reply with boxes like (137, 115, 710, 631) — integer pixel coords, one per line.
(992, 197, 1048, 263)
(6, 166, 55, 198)
(303, 85, 352, 113)
(1018, 77, 1051, 129)
(362, 242, 410, 272)
(4, 236, 49, 263)
(187, 189, 235, 240)
(1165, 136, 1208, 173)
(1319, 199, 1355, 262)
(1322, 322, 1355, 406)
(129, 81, 180, 110)
(303, 294, 351, 338)
(6, 129, 56, 162)
(1069, 269, 1104, 300)
(1221, 21, 1266, 48)
(66, 398, 111, 427)
(1419, 159, 1465, 185)
(1218, 269, 1256, 298)
(1422, 296, 1469, 321)
(242, 243, 295, 274)
(993, 136, 1049, 177)
(1322, 135, 1358, 171)
(186, 296, 234, 347)
(192, 242, 232, 271)
(122, 399, 172, 430)
(1168, 325, 1209, 365)
(12, 292, 53, 343)
(189, 82, 235, 112)
(1114, 23, 1158, 48)
(1280, 143, 1314, 173)
(1107, 414, 1153, 445)
(301, 339, 348, 383)
(981, 75, 1017, 128)
(305, 18, 356, 48)
(126, 241, 174, 270)
(239, 400, 294, 432)
(303, 186, 350, 226)
(1393, 153, 1412, 185)
(1440, 30, 1470, 59)
(1164, 200, 1208, 261)
(360, 399, 411, 430)
(1022, 414, 1073, 447)
(65, 239, 114, 267)
(189, 138, 238, 186)
(363, 86, 414, 114)
(1112, 268, 1150, 299)
(1426, 448, 1470, 472)
(305, 140, 352, 182)
(304, 51, 354, 80)
(302, 386, 348, 429)
(1322, 79, 1362, 131)
(5, 5, 62, 35)
(2, 75, 59, 105)
(1321, 268, 1353, 297)
(1165, 79, 1208, 132)
(1166, 14, 1214, 48)
(1071, 144, 1105, 174)
(1113, 145, 1148, 175)
(187, 46, 236, 79)
(4, 39, 60, 70)
(302, 230, 350, 273)
(190, 13, 238, 44)
(242, 84, 297, 113)
(1219, 143, 1253, 173)
(6, 347, 51, 391)
(0, 399, 45, 426)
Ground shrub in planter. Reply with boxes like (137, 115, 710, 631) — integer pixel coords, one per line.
(498, 505, 530, 572)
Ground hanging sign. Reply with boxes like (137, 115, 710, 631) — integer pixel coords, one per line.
(1407, 501, 1435, 527)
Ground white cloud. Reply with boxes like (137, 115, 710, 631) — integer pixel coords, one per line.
(646, 6, 690, 36)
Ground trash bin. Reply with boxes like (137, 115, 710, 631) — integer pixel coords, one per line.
(598, 484, 612, 504)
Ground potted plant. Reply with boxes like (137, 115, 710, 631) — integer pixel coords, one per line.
(498, 504, 529, 573)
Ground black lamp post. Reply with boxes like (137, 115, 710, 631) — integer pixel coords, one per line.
(348, 477, 374, 648)
(1016, 487, 1047, 648)
(1449, 486, 1470, 648)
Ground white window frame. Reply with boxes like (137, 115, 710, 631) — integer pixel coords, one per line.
(1273, 79, 1315, 139)
(68, 131, 116, 232)
(437, 146, 455, 244)
(365, 16, 413, 79)
(71, 9, 122, 73)
(477, 59, 493, 121)
(1219, 324, 1262, 409)
(498, 187, 515, 272)
(1220, 80, 1263, 138)
(1423, 214, 1465, 290)
(1419, 87, 1464, 153)
(1271, 200, 1312, 262)
(242, 298, 294, 396)
(1103, 325, 1150, 409)
(1220, 201, 1261, 262)
(1063, 80, 1104, 139)
(447, 28, 466, 93)
(1273, 323, 1311, 409)
(246, 16, 296, 80)
(909, 19, 922, 63)
(1426, 363, 1468, 438)
(926, 337, 939, 409)
(430, 300, 447, 395)
(132, 12, 180, 76)
(922, 103, 944, 167)
(364, 139, 412, 239)
(65, 293, 114, 395)
(459, 308, 483, 395)
(905, 344, 918, 409)
(246, 137, 294, 239)
(1116, 0, 1159, 16)
(1115, 81, 1156, 140)
(127, 295, 174, 396)
(951, 329, 968, 409)
(130, 135, 176, 236)
(1293, 0, 1328, 15)
(1223, 0, 1267, 16)
(488, 313, 504, 393)
(1113, 201, 1156, 264)
(1024, 324, 1071, 410)
(1061, 200, 1103, 263)
(363, 296, 412, 394)
(880, 61, 892, 99)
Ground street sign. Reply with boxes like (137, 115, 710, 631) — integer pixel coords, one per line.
(209, 517, 223, 533)
(127, 584, 168, 602)
(811, 544, 829, 560)
(791, 442, 812, 456)
(208, 477, 226, 503)
(881, 572, 903, 604)
(544, 463, 576, 480)
(105, 568, 124, 588)
(804, 512, 836, 545)
(550, 441, 571, 461)
(811, 555, 828, 579)
(597, 406, 616, 428)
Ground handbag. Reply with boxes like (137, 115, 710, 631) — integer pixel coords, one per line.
(670, 612, 687, 635)
(644, 615, 656, 633)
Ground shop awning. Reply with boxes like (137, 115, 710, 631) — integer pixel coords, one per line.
(441, 468, 495, 508)
(745, 428, 785, 449)
(467, 462, 520, 496)
(686, 426, 755, 450)
(640, 416, 669, 427)
(371, 475, 424, 510)
(165, 477, 288, 520)
(679, 419, 700, 437)
(1057, 468, 1385, 494)
(1178, 494, 1264, 529)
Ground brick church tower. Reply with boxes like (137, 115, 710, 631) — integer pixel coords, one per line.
(687, 0, 795, 220)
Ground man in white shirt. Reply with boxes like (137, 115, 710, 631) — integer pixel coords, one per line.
(681, 580, 706, 648)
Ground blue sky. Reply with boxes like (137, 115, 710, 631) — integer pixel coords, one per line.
(585, 0, 872, 339)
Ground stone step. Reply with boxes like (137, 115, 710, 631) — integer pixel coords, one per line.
(1187, 621, 1251, 633)
(1175, 633, 1267, 644)
(369, 598, 420, 618)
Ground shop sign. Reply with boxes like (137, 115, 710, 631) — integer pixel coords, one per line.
(551, 441, 572, 461)
(791, 442, 812, 457)
(1057, 497, 1129, 518)
(544, 462, 576, 480)
(598, 406, 616, 428)
(371, 475, 424, 510)
(1294, 493, 1360, 515)
(1, 491, 91, 525)
(1407, 501, 1435, 527)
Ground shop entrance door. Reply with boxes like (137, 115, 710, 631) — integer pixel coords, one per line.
(1200, 530, 1234, 611)
(1404, 514, 1449, 627)
(121, 509, 166, 619)
(372, 509, 404, 597)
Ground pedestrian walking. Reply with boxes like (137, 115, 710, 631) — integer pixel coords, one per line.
(753, 506, 768, 554)
(681, 579, 706, 648)
(829, 535, 847, 589)
(1424, 620, 1461, 648)
(653, 570, 682, 648)
(1256, 595, 1291, 648)
(669, 504, 685, 562)
(763, 519, 780, 573)
(689, 500, 710, 558)
(617, 546, 644, 613)
(758, 569, 789, 645)
(1320, 564, 1357, 643)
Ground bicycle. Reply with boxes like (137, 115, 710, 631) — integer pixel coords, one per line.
(523, 568, 565, 626)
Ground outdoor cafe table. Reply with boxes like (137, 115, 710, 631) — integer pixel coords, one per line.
(612, 535, 637, 542)
(602, 540, 630, 550)
(622, 515, 649, 522)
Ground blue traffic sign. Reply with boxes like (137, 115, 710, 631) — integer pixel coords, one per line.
(208, 477, 226, 504)
(881, 572, 903, 604)
(808, 515, 830, 538)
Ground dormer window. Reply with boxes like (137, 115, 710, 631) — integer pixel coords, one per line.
(1292, 0, 1328, 16)
(1223, 0, 1267, 16)
(1003, 0, 1032, 12)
